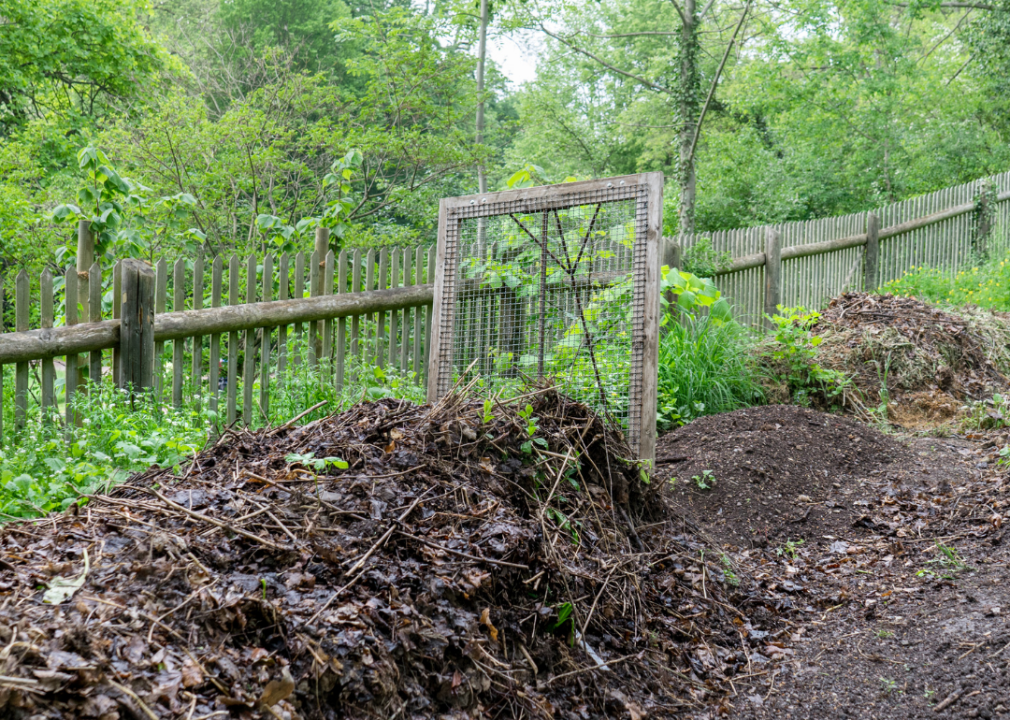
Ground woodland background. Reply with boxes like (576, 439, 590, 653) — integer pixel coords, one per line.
(2, 0, 1010, 288)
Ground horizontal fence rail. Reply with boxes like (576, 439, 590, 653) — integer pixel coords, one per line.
(0, 230, 436, 440)
(672, 174, 1010, 327)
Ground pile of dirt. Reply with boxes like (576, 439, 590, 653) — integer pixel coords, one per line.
(0, 391, 788, 719)
(809, 293, 1010, 424)
(656, 405, 911, 547)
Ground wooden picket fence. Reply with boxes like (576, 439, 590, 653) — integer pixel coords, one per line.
(673, 171, 1010, 327)
(0, 224, 435, 440)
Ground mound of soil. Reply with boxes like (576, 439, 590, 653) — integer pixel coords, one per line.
(810, 293, 1010, 423)
(0, 392, 790, 719)
(656, 405, 910, 547)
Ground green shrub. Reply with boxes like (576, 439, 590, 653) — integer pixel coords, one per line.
(763, 306, 850, 406)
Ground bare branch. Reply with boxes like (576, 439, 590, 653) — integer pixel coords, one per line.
(687, 0, 752, 164)
(894, 2, 995, 9)
(668, 0, 688, 25)
(539, 25, 673, 95)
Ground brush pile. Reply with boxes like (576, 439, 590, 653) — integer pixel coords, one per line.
(0, 390, 783, 719)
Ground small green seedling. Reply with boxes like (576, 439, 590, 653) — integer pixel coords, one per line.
(518, 404, 540, 437)
(285, 451, 349, 472)
(876, 629, 894, 639)
(692, 470, 715, 490)
(482, 399, 495, 424)
(880, 677, 897, 695)
(776, 539, 804, 560)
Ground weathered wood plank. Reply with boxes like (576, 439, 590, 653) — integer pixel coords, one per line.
(65, 268, 78, 431)
(15, 270, 29, 429)
(764, 228, 781, 330)
(243, 255, 256, 426)
(293, 251, 305, 366)
(389, 249, 399, 375)
(41, 270, 55, 420)
(336, 250, 347, 392)
(0, 284, 438, 364)
(89, 262, 103, 386)
(376, 248, 388, 367)
(120, 259, 155, 407)
(423, 245, 435, 385)
(278, 253, 289, 383)
(260, 254, 273, 422)
(112, 260, 122, 386)
(227, 256, 239, 426)
(209, 256, 223, 419)
(864, 213, 880, 291)
(155, 258, 167, 402)
(172, 258, 185, 408)
(415, 246, 424, 382)
(323, 250, 335, 372)
(351, 249, 362, 371)
(191, 254, 204, 408)
(400, 248, 411, 373)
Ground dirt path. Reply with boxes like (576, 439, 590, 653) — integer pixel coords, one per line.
(657, 406, 1010, 719)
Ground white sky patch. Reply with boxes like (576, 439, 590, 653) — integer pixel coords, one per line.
(486, 29, 542, 86)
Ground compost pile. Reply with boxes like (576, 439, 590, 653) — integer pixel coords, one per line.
(0, 391, 782, 719)
(656, 405, 909, 546)
(810, 292, 1010, 417)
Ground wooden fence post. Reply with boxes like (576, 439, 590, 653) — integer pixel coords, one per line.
(120, 260, 155, 408)
(661, 237, 681, 309)
(89, 262, 102, 385)
(763, 227, 781, 330)
(314, 227, 329, 365)
(864, 212, 880, 291)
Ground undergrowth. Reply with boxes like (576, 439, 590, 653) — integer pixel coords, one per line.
(880, 252, 1010, 311)
(0, 349, 425, 518)
(657, 268, 765, 430)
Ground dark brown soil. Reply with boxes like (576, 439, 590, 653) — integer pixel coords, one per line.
(656, 405, 912, 547)
(653, 403, 1010, 720)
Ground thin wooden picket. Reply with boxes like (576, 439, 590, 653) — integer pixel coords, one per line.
(352, 249, 362, 370)
(243, 255, 256, 426)
(41, 270, 54, 420)
(376, 248, 388, 367)
(65, 269, 78, 431)
(309, 250, 320, 368)
(390, 249, 400, 375)
(365, 249, 375, 364)
(209, 257, 223, 420)
(89, 262, 102, 386)
(227, 256, 239, 426)
(278, 253, 289, 383)
(413, 246, 423, 378)
(112, 261, 122, 386)
(294, 252, 305, 366)
(424, 246, 434, 382)
(336, 250, 348, 392)
(155, 258, 167, 400)
(192, 255, 204, 408)
(323, 250, 335, 371)
(15, 271, 28, 429)
(260, 254, 273, 421)
(172, 258, 185, 408)
(395, 248, 408, 373)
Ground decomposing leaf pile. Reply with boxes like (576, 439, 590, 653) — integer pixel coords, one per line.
(810, 292, 1010, 416)
(0, 390, 785, 719)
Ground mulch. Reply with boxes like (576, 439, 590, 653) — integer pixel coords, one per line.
(0, 390, 797, 719)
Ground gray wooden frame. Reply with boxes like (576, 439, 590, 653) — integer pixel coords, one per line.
(427, 172, 664, 463)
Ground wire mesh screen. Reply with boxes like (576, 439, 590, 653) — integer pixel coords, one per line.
(429, 174, 662, 458)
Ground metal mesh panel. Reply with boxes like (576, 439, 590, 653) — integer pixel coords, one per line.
(432, 180, 653, 452)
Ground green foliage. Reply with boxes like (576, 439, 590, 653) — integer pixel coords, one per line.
(963, 393, 1010, 431)
(0, 346, 426, 519)
(657, 270, 764, 430)
(681, 238, 732, 278)
(880, 254, 1010, 311)
(765, 306, 850, 405)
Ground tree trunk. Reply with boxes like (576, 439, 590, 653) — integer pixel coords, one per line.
(476, 0, 489, 194)
(678, 0, 699, 238)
